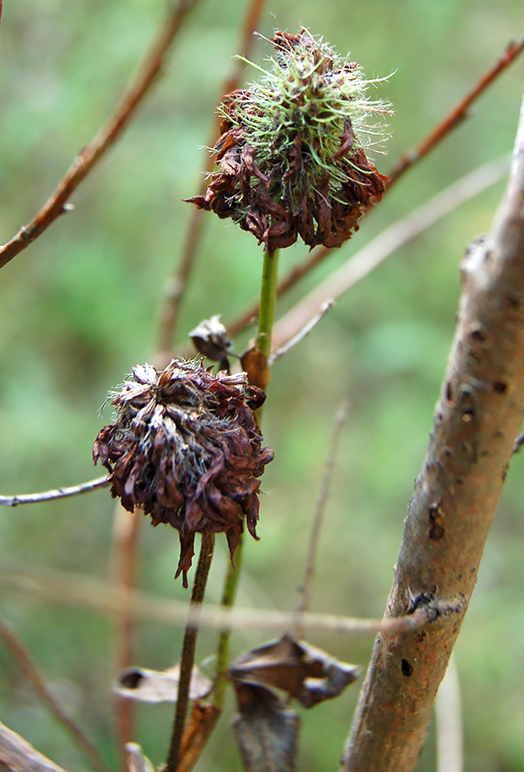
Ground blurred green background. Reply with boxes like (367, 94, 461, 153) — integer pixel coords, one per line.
(1, 1, 524, 770)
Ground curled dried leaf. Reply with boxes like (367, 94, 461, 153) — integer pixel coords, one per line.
(114, 664, 212, 704)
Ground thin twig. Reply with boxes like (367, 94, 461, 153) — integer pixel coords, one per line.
(224, 37, 524, 340)
(272, 156, 509, 351)
(156, 0, 268, 362)
(0, 0, 202, 271)
(435, 655, 463, 772)
(0, 565, 466, 637)
(112, 503, 141, 768)
(213, 536, 245, 709)
(294, 401, 349, 638)
(268, 299, 335, 366)
(165, 533, 215, 772)
(388, 36, 524, 185)
(0, 613, 110, 772)
(0, 476, 111, 507)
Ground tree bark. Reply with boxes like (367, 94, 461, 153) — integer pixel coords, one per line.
(341, 94, 524, 772)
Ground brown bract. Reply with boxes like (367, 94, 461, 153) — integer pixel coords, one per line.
(93, 359, 273, 586)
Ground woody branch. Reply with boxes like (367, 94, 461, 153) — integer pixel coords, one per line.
(342, 93, 524, 772)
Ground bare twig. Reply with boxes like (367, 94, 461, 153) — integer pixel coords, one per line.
(294, 401, 349, 638)
(272, 156, 509, 351)
(0, 565, 465, 637)
(0, 476, 110, 507)
(112, 504, 142, 767)
(0, 614, 110, 772)
(0, 0, 202, 270)
(0, 721, 69, 772)
(341, 95, 524, 772)
(268, 299, 335, 366)
(388, 36, 524, 185)
(435, 655, 463, 772)
(156, 0, 268, 362)
(165, 533, 215, 772)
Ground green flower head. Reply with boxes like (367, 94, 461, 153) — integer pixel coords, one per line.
(188, 29, 391, 250)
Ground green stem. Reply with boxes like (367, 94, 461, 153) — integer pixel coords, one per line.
(213, 245, 279, 709)
(165, 532, 215, 772)
(214, 536, 244, 708)
(255, 246, 280, 358)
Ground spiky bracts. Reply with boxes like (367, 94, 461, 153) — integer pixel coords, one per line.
(93, 360, 274, 586)
(187, 29, 390, 251)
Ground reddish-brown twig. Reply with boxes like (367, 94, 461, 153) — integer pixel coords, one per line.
(0, 0, 201, 271)
(388, 36, 524, 185)
(112, 504, 142, 767)
(0, 613, 110, 772)
(165, 533, 215, 772)
(223, 37, 524, 341)
(156, 0, 268, 362)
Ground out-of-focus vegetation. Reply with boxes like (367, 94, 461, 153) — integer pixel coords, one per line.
(1, 1, 524, 770)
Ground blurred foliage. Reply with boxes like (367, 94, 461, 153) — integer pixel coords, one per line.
(1, 1, 524, 770)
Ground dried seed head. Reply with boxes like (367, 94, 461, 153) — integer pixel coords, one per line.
(93, 359, 274, 587)
(187, 28, 391, 251)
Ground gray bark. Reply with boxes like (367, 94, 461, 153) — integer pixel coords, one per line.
(342, 93, 524, 771)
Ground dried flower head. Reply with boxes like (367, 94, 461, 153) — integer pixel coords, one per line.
(187, 28, 391, 251)
(93, 359, 274, 586)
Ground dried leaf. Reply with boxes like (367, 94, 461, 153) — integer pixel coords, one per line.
(114, 664, 212, 704)
(178, 701, 222, 772)
(125, 743, 155, 772)
(230, 633, 360, 709)
(232, 683, 300, 772)
(241, 346, 270, 390)
(189, 315, 233, 362)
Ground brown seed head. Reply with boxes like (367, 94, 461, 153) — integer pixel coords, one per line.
(93, 359, 274, 586)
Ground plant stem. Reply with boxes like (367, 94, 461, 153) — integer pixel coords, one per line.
(165, 532, 215, 772)
(213, 245, 279, 707)
(213, 536, 244, 708)
(256, 247, 280, 358)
